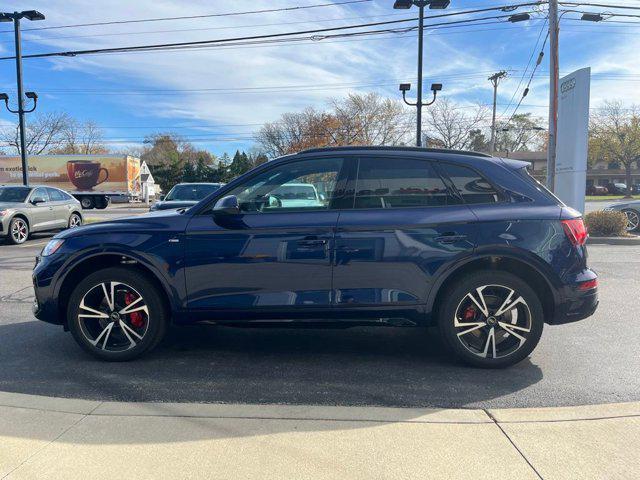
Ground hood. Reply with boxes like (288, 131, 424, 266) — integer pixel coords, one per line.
(55, 208, 189, 239)
(151, 200, 199, 210)
(0, 201, 25, 210)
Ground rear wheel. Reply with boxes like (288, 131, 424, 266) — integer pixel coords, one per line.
(622, 209, 640, 232)
(80, 196, 94, 210)
(68, 212, 82, 229)
(67, 267, 168, 361)
(437, 271, 544, 368)
(94, 195, 110, 210)
(8, 217, 29, 245)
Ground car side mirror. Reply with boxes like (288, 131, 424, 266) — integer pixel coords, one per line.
(31, 196, 46, 205)
(212, 195, 240, 215)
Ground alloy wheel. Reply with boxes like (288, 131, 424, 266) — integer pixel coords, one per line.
(77, 281, 149, 352)
(69, 214, 82, 228)
(623, 210, 640, 231)
(453, 284, 532, 359)
(11, 219, 28, 244)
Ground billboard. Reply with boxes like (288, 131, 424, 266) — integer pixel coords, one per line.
(555, 67, 591, 213)
(0, 155, 141, 196)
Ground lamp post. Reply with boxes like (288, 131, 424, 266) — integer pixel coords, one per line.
(393, 0, 449, 147)
(0, 10, 45, 187)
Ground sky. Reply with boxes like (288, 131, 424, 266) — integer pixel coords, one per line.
(1, 0, 640, 157)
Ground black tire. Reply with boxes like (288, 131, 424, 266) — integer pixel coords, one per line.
(67, 267, 168, 361)
(68, 212, 82, 229)
(7, 216, 29, 245)
(80, 196, 94, 210)
(95, 196, 110, 210)
(437, 270, 544, 369)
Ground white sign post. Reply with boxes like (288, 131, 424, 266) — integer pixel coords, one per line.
(555, 67, 591, 213)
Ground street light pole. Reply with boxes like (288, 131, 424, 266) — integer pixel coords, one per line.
(416, 2, 424, 147)
(547, 0, 559, 191)
(393, 0, 449, 146)
(0, 10, 45, 187)
(13, 15, 29, 186)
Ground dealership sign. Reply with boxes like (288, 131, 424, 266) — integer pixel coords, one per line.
(555, 67, 591, 213)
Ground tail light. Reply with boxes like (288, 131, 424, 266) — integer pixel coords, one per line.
(562, 218, 588, 246)
(578, 278, 598, 291)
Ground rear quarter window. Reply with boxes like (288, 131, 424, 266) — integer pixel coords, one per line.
(439, 163, 502, 204)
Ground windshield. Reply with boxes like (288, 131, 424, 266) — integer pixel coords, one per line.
(272, 184, 318, 200)
(165, 184, 221, 201)
(0, 186, 31, 203)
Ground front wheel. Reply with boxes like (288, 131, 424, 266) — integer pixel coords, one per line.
(8, 217, 29, 245)
(80, 196, 95, 209)
(437, 271, 544, 368)
(67, 267, 168, 361)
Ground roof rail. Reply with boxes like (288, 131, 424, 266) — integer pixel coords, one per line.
(299, 145, 492, 158)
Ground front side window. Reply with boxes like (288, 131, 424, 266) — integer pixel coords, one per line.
(439, 163, 501, 204)
(354, 157, 455, 209)
(223, 158, 344, 213)
(30, 187, 49, 203)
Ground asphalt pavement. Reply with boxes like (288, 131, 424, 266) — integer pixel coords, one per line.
(0, 225, 638, 409)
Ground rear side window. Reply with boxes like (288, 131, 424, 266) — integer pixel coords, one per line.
(354, 157, 457, 209)
(439, 163, 501, 204)
(47, 188, 65, 201)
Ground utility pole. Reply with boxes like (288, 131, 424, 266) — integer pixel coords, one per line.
(488, 71, 508, 153)
(0, 10, 45, 187)
(547, 0, 559, 191)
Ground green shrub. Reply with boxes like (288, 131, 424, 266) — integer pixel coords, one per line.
(584, 211, 628, 237)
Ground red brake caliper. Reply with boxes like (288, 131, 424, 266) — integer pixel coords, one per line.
(124, 292, 144, 328)
(463, 306, 476, 321)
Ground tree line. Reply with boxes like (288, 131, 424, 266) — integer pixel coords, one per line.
(1, 93, 638, 194)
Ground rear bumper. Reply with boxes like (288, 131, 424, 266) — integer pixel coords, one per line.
(548, 269, 599, 325)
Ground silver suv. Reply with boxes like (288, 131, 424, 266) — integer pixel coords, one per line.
(0, 185, 83, 245)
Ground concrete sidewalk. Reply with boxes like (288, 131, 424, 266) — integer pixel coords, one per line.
(1, 392, 638, 480)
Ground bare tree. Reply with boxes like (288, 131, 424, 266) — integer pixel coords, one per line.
(255, 94, 411, 158)
(494, 113, 546, 153)
(53, 120, 108, 154)
(422, 98, 490, 150)
(0, 112, 73, 155)
(590, 101, 640, 197)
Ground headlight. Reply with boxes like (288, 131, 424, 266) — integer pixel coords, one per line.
(0, 209, 7, 217)
(41, 239, 65, 257)
(603, 207, 614, 211)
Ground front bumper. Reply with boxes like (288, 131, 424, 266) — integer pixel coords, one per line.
(32, 253, 69, 325)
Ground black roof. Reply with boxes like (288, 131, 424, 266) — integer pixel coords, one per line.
(299, 145, 492, 158)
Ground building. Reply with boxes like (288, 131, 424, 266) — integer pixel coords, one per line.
(498, 151, 640, 189)
(140, 161, 158, 202)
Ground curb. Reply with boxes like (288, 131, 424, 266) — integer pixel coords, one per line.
(587, 235, 640, 245)
(1, 391, 639, 425)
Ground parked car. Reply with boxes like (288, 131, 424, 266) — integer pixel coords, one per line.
(605, 183, 628, 195)
(150, 182, 224, 211)
(604, 201, 640, 231)
(32, 147, 598, 368)
(586, 184, 608, 196)
(0, 185, 83, 245)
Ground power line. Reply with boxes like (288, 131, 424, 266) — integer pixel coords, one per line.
(0, 0, 374, 34)
(0, 2, 546, 61)
(559, 2, 640, 11)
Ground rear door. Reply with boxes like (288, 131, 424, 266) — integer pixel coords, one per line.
(46, 188, 71, 228)
(332, 155, 478, 314)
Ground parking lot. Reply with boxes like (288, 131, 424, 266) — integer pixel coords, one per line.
(0, 219, 638, 410)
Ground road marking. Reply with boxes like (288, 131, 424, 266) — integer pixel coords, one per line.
(19, 241, 48, 248)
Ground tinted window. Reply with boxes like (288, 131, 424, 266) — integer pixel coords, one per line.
(440, 163, 501, 204)
(0, 186, 30, 202)
(354, 157, 455, 209)
(166, 184, 222, 201)
(223, 158, 344, 213)
(47, 188, 66, 201)
(31, 187, 49, 202)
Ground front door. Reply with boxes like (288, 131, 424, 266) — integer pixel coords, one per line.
(184, 157, 348, 319)
(27, 187, 53, 231)
(332, 156, 478, 316)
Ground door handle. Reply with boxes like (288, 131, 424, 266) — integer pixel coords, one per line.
(435, 233, 467, 244)
(297, 239, 328, 247)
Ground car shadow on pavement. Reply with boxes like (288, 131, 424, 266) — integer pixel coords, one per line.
(0, 320, 543, 410)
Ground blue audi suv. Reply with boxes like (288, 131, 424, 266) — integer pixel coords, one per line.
(32, 147, 598, 367)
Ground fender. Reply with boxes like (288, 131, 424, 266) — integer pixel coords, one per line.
(52, 243, 184, 313)
(425, 245, 562, 314)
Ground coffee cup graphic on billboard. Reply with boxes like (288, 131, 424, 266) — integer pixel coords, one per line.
(66, 160, 109, 190)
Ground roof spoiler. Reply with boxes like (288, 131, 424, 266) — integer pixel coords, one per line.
(498, 157, 532, 170)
